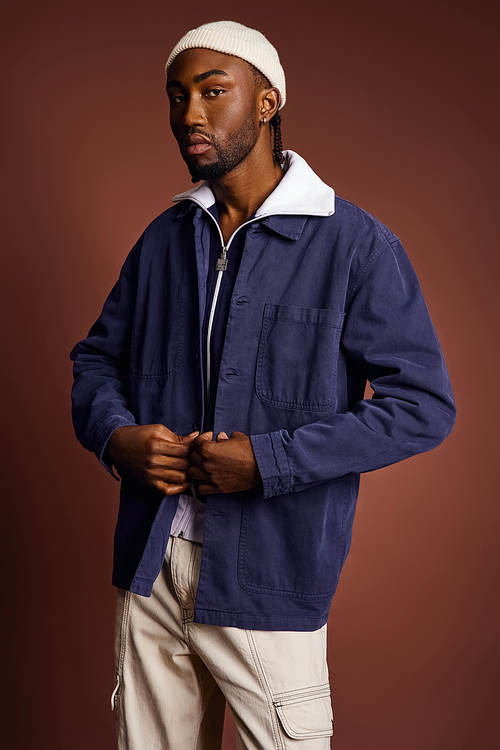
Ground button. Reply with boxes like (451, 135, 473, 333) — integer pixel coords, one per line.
(192, 422, 200, 431)
(234, 296, 250, 305)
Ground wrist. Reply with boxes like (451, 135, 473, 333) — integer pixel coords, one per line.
(107, 425, 135, 465)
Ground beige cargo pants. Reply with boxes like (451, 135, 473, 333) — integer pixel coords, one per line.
(112, 535, 333, 749)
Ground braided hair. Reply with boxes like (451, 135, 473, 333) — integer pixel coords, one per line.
(269, 112, 284, 166)
(250, 64, 285, 166)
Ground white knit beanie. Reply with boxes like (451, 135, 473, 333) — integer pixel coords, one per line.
(165, 20, 286, 109)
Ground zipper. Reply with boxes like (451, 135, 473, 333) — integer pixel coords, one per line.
(206, 266, 224, 400)
(194, 205, 259, 408)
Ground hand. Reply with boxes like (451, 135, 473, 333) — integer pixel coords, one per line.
(188, 431, 261, 495)
(107, 424, 198, 495)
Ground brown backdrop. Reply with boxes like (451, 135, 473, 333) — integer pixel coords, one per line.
(1, 1, 499, 748)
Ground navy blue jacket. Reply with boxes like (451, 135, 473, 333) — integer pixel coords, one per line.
(71, 152, 455, 631)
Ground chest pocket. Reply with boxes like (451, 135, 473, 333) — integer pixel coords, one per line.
(256, 303, 344, 411)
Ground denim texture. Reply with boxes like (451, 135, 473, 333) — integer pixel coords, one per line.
(71, 153, 455, 631)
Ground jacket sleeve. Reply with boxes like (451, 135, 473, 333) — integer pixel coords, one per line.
(251, 238, 456, 498)
(70, 239, 142, 474)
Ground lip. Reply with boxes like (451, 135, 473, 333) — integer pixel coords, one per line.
(182, 133, 212, 155)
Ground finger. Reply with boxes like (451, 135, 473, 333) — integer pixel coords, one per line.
(150, 456, 190, 472)
(153, 425, 199, 445)
(154, 424, 183, 441)
(177, 431, 199, 443)
(187, 465, 209, 482)
(188, 452, 203, 470)
(160, 481, 189, 496)
(160, 465, 191, 482)
(194, 431, 213, 447)
(153, 440, 192, 457)
(189, 447, 215, 471)
(196, 482, 216, 495)
(217, 432, 229, 441)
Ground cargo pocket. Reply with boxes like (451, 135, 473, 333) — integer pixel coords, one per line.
(273, 683, 334, 741)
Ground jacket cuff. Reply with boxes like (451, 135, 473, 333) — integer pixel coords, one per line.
(251, 431, 292, 499)
(94, 417, 137, 480)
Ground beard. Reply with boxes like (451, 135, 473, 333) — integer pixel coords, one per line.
(183, 116, 260, 184)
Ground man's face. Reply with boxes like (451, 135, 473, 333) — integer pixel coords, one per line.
(167, 48, 261, 183)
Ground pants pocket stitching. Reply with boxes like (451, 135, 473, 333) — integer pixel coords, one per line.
(273, 682, 331, 703)
(245, 630, 284, 750)
(273, 684, 333, 740)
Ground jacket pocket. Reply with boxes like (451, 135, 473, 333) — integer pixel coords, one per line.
(130, 281, 188, 379)
(237, 476, 353, 599)
(273, 684, 334, 740)
(256, 303, 344, 411)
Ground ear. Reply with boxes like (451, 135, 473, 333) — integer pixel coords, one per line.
(259, 88, 280, 121)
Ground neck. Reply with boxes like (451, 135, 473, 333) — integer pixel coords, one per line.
(210, 143, 283, 243)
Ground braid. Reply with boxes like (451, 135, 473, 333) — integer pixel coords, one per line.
(249, 63, 285, 165)
(270, 113, 284, 165)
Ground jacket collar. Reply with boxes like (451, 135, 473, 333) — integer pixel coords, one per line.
(172, 151, 335, 236)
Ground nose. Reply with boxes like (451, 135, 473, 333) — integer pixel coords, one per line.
(181, 94, 205, 129)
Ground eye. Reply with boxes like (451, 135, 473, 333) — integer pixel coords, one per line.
(169, 94, 185, 105)
(207, 88, 224, 98)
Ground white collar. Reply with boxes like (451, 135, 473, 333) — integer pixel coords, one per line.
(172, 150, 335, 218)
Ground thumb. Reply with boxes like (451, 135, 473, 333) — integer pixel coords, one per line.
(196, 431, 213, 443)
(178, 431, 199, 443)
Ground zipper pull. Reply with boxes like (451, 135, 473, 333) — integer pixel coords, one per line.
(215, 246, 228, 271)
(111, 674, 120, 710)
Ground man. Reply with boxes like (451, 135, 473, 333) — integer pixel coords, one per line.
(70, 20, 455, 750)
